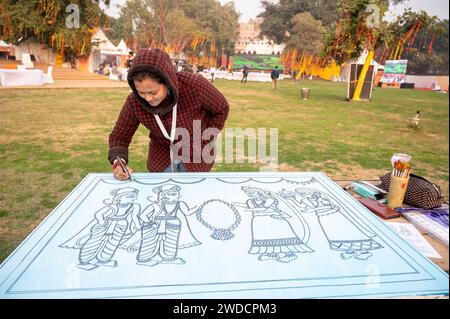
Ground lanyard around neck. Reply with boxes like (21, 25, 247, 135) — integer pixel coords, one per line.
(153, 104, 177, 145)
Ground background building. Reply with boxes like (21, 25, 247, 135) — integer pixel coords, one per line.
(235, 19, 285, 55)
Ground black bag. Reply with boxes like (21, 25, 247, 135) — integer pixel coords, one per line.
(378, 173, 444, 209)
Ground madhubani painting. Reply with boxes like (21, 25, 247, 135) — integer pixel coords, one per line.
(0, 173, 448, 298)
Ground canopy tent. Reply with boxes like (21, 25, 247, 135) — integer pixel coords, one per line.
(117, 39, 130, 56)
(116, 39, 132, 69)
(85, 29, 127, 73)
(91, 29, 122, 56)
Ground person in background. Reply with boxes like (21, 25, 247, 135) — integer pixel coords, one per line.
(126, 51, 134, 69)
(209, 65, 216, 83)
(111, 63, 123, 81)
(98, 63, 105, 75)
(109, 48, 229, 179)
(192, 64, 198, 74)
(241, 65, 249, 84)
(103, 63, 111, 76)
(270, 66, 280, 90)
(293, 69, 299, 82)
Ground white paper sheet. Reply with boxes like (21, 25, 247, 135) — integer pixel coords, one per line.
(386, 222, 442, 259)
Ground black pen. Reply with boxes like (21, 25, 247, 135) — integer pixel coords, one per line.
(116, 156, 133, 181)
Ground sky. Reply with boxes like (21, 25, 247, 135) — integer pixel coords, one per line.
(103, 0, 449, 22)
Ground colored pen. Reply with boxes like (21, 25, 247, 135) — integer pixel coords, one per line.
(116, 156, 133, 181)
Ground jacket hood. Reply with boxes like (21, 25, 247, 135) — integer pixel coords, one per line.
(127, 48, 178, 115)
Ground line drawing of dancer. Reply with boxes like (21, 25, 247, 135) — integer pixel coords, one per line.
(295, 190, 383, 260)
(124, 184, 201, 267)
(278, 188, 306, 212)
(60, 187, 141, 271)
(234, 186, 313, 263)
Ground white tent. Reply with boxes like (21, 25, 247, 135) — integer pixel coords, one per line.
(87, 29, 123, 73)
(91, 29, 122, 55)
(117, 39, 130, 55)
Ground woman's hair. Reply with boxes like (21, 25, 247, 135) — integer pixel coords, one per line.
(130, 70, 166, 84)
(242, 186, 271, 199)
(110, 187, 138, 204)
(152, 184, 181, 201)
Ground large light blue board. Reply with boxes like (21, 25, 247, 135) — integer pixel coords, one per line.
(0, 172, 448, 298)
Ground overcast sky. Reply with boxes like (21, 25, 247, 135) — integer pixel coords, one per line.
(103, 0, 449, 22)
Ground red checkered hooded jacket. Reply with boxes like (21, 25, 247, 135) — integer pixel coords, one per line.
(108, 49, 229, 172)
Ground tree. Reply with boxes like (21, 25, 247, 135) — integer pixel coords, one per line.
(109, 0, 158, 48)
(423, 19, 449, 75)
(109, 0, 239, 60)
(285, 12, 324, 55)
(322, 0, 407, 101)
(322, 0, 393, 65)
(0, 0, 110, 58)
(108, 16, 127, 46)
(163, 9, 204, 46)
(258, 0, 338, 44)
(381, 11, 447, 75)
(163, 0, 239, 59)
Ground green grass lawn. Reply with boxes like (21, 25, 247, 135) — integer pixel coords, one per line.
(0, 79, 448, 262)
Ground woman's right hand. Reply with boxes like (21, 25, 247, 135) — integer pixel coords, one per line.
(112, 159, 133, 181)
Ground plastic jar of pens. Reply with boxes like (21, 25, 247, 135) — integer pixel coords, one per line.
(387, 154, 411, 209)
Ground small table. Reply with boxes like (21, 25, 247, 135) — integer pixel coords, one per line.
(336, 180, 449, 273)
(0, 68, 45, 86)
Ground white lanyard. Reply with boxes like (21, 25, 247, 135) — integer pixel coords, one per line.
(153, 104, 179, 172)
(153, 104, 177, 145)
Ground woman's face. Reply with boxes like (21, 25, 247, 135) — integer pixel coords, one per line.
(134, 78, 168, 107)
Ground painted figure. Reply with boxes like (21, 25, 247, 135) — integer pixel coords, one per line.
(134, 184, 200, 267)
(60, 187, 141, 270)
(236, 186, 313, 263)
(297, 190, 383, 260)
